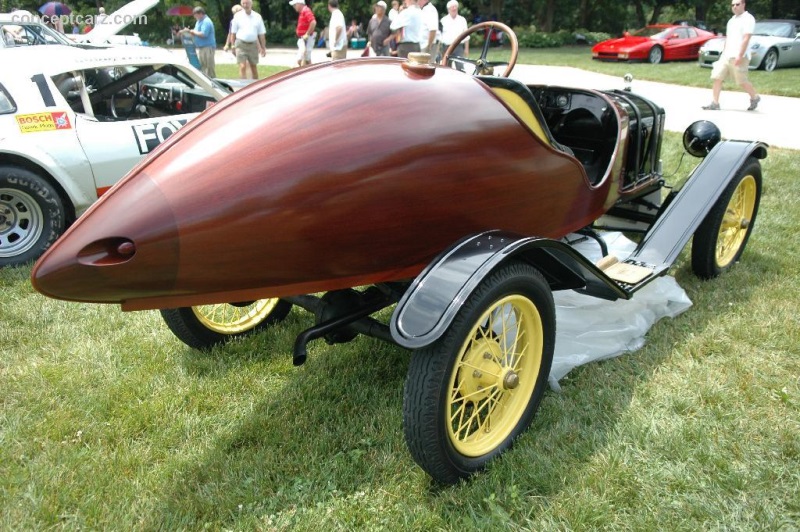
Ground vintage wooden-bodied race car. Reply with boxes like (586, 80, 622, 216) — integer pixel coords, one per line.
(31, 23, 766, 484)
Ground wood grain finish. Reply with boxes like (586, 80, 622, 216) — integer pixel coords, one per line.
(32, 58, 623, 311)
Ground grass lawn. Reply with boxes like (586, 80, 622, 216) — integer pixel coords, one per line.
(486, 46, 800, 98)
(215, 63, 286, 80)
(210, 46, 799, 98)
(1, 134, 799, 529)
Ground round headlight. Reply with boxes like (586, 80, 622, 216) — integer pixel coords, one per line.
(683, 120, 721, 157)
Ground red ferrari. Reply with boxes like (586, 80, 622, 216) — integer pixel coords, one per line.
(592, 24, 716, 64)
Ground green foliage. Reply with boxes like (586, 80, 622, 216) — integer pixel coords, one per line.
(266, 22, 297, 45)
(511, 27, 612, 49)
(514, 26, 578, 48)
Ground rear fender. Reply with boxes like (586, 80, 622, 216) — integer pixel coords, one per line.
(390, 230, 628, 349)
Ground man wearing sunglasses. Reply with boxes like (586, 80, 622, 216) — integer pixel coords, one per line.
(702, 0, 760, 111)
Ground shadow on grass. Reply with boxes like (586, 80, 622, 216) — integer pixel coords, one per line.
(135, 252, 767, 528)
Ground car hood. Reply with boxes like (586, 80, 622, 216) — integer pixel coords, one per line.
(702, 36, 725, 51)
(702, 34, 788, 52)
(83, 0, 158, 43)
(595, 36, 652, 50)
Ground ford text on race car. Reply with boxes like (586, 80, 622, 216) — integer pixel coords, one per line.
(33, 23, 766, 484)
(0, 44, 229, 266)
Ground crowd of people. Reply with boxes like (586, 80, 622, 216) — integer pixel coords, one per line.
(284, 0, 470, 64)
(203, 0, 471, 78)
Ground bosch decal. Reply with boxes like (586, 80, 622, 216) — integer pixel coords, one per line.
(132, 119, 188, 154)
(16, 112, 72, 133)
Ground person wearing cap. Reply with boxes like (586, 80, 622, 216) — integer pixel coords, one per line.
(440, 0, 468, 59)
(327, 0, 346, 60)
(291, 0, 316, 67)
(227, 0, 267, 79)
(184, 6, 216, 78)
(366, 1, 392, 56)
(418, 0, 440, 60)
(389, 0, 423, 58)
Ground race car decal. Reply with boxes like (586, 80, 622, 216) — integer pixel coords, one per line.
(132, 119, 189, 155)
(16, 112, 72, 133)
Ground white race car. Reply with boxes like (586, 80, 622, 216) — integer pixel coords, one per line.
(0, 44, 230, 266)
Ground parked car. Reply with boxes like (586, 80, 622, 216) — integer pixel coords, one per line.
(592, 24, 716, 63)
(32, 22, 766, 485)
(0, 44, 229, 266)
(698, 19, 800, 71)
(0, 11, 72, 48)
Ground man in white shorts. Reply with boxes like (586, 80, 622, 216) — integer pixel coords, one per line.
(702, 0, 760, 111)
(227, 0, 267, 79)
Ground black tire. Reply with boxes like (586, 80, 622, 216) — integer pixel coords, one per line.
(760, 48, 778, 72)
(691, 157, 761, 279)
(160, 299, 292, 349)
(647, 46, 663, 64)
(0, 165, 66, 267)
(403, 262, 555, 484)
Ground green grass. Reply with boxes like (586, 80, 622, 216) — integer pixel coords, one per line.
(215, 63, 287, 80)
(2, 135, 799, 529)
(217, 47, 799, 98)
(484, 46, 800, 98)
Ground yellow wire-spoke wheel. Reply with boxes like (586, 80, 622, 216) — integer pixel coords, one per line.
(192, 299, 281, 335)
(160, 298, 292, 350)
(447, 295, 543, 457)
(692, 157, 761, 279)
(403, 262, 555, 484)
(714, 174, 757, 268)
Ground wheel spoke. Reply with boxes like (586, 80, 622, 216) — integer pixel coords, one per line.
(458, 361, 501, 378)
(475, 388, 503, 434)
(452, 382, 499, 404)
(453, 387, 500, 439)
(480, 30, 491, 61)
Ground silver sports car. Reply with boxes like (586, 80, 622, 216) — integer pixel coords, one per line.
(698, 19, 800, 71)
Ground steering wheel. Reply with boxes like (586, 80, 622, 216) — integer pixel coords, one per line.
(109, 82, 140, 120)
(441, 21, 518, 77)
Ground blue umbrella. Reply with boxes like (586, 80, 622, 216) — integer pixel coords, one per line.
(38, 2, 72, 16)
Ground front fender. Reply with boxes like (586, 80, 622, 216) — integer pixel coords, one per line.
(390, 230, 630, 349)
(631, 139, 767, 268)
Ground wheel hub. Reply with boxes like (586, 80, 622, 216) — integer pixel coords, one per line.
(502, 370, 519, 390)
(0, 204, 14, 231)
(458, 340, 503, 401)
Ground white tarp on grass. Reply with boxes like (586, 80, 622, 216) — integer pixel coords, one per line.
(550, 232, 693, 390)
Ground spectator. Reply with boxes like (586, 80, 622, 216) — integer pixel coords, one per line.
(347, 19, 362, 40)
(366, 0, 392, 56)
(227, 0, 267, 79)
(702, 0, 760, 111)
(440, 0, 468, 58)
(95, 7, 107, 26)
(388, 0, 400, 21)
(223, 4, 243, 53)
(418, 0, 439, 59)
(184, 6, 216, 78)
(290, 0, 316, 67)
(328, 0, 347, 60)
(390, 0, 423, 58)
